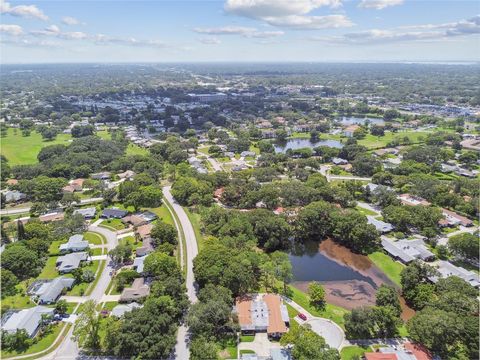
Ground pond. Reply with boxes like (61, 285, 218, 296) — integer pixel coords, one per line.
(337, 116, 385, 126)
(289, 238, 414, 320)
(274, 138, 343, 153)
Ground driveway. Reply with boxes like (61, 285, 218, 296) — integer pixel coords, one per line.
(237, 333, 281, 357)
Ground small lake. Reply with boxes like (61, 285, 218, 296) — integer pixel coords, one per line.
(337, 116, 385, 126)
(274, 138, 343, 153)
(289, 239, 414, 320)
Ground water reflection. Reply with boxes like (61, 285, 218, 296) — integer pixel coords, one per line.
(274, 138, 343, 153)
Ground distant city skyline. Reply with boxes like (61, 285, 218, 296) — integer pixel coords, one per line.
(1, 0, 479, 63)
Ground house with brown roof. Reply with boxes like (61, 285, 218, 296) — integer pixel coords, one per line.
(398, 194, 431, 207)
(344, 124, 360, 137)
(440, 208, 473, 227)
(234, 293, 289, 339)
(365, 342, 432, 360)
(39, 211, 65, 223)
(122, 214, 147, 227)
(119, 278, 150, 303)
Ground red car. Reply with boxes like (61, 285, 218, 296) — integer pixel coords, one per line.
(298, 313, 307, 321)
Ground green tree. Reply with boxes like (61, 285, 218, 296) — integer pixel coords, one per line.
(308, 281, 326, 310)
(375, 285, 401, 317)
(448, 233, 479, 261)
(1, 244, 42, 280)
(151, 222, 178, 247)
(280, 325, 339, 360)
(190, 336, 218, 360)
(73, 300, 101, 350)
(55, 300, 68, 315)
(1, 269, 18, 297)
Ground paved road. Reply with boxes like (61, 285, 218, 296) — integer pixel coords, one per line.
(163, 186, 199, 360)
(0, 197, 104, 215)
(206, 156, 223, 172)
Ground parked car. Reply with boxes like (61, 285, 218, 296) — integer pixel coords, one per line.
(298, 313, 307, 321)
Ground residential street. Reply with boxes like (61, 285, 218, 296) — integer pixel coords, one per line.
(163, 185, 199, 360)
(0, 197, 104, 215)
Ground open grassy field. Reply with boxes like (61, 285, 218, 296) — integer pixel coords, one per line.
(126, 143, 149, 156)
(368, 251, 404, 286)
(84, 231, 105, 245)
(184, 207, 204, 250)
(99, 218, 126, 231)
(1, 128, 72, 165)
(147, 205, 174, 226)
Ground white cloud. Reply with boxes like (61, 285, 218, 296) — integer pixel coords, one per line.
(0, 0, 48, 20)
(193, 26, 284, 38)
(62, 16, 82, 26)
(263, 14, 353, 29)
(308, 15, 480, 44)
(198, 37, 221, 45)
(358, 0, 403, 10)
(30, 25, 88, 40)
(0, 24, 24, 36)
(224, 0, 351, 29)
(1, 38, 59, 47)
(93, 34, 167, 48)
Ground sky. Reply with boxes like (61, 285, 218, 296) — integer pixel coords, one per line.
(0, 0, 479, 63)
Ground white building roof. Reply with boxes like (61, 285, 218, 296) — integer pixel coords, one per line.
(2, 306, 54, 337)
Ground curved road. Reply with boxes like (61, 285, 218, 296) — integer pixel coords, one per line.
(163, 186, 199, 360)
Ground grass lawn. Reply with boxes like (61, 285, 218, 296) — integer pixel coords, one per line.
(148, 205, 174, 226)
(66, 260, 101, 296)
(37, 256, 59, 279)
(184, 207, 204, 250)
(1, 322, 66, 359)
(356, 131, 429, 149)
(120, 235, 143, 249)
(197, 146, 210, 155)
(84, 231, 105, 245)
(217, 338, 238, 360)
(368, 251, 404, 286)
(1, 128, 72, 165)
(91, 248, 104, 256)
(340, 345, 373, 360)
(126, 143, 149, 156)
(287, 285, 349, 329)
(355, 205, 378, 216)
(96, 130, 111, 140)
(99, 218, 126, 231)
(240, 335, 255, 342)
(239, 350, 255, 355)
(101, 301, 118, 312)
(48, 240, 66, 256)
(1, 281, 35, 312)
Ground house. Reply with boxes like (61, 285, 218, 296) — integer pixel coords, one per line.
(28, 277, 75, 304)
(133, 255, 148, 273)
(363, 183, 394, 193)
(234, 293, 289, 339)
(365, 342, 432, 360)
(270, 348, 292, 360)
(241, 151, 256, 158)
(101, 208, 128, 219)
(56, 252, 88, 273)
(136, 237, 154, 257)
(73, 207, 96, 219)
(136, 224, 153, 240)
(1, 306, 54, 337)
(6, 179, 18, 186)
(430, 260, 480, 288)
(139, 211, 157, 223)
(117, 170, 136, 180)
(39, 211, 65, 223)
(70, 179, 85, 191)
(367, 216, 393, 233)
(3, 190, 26, 203)
(111, 302, 142, 318)
(59, 234, 89, 253)
(398, 194, 431, 206)
(62, 185, 76, 193)
(91, 172, 111, 180)
(122, 214, 147, 227)
(381, 238, 435, 264)
(343, 124, 360, 137)
(332, 157, 348, 165)
(119, 278, 150, 303)
(440, 208, 473, 227)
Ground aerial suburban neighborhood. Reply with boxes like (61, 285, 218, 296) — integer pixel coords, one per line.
(0, 1, 479, 360)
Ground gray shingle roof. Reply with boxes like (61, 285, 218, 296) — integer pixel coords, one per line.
(1, 306, 54, 337)
(59, 234, 89, 253)
(56, 252, 88, 273)
(31, 277, 75, 304)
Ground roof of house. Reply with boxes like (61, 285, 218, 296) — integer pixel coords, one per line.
(30, 277, 75, 304)
(56, 252, 88, 272)
(431, 260, 480, 288)
(344, 124, 360, 132)
(133, 255, 147, 273)
(70, 178, 85, 187)
(4, 190, 26, 202)
(62, 185, 76, 193)
(398, 194, 431, 206)
(119, 278, 150, 302)
(1, 306, 54, 337)
(270, 348, 292, 360)
(440, 208, 473, 227)
(404, 342, 433, 360)
(59, 234, 89, 252)
(39, 211, 65, 223)
(381, 238, 435, 263)
(122, 214, 146, 227)
(73, 207, 96, 218)
(102, 208, 129, 218)
(365, 354, 398, 360)
(117, 170, 136, 179)
(367, 216, 394, 233)
(111, 302, 142, 317)
(235, 293, 288, 335)
(136, 237, 154, 257)
(136, 224, 153, 240)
